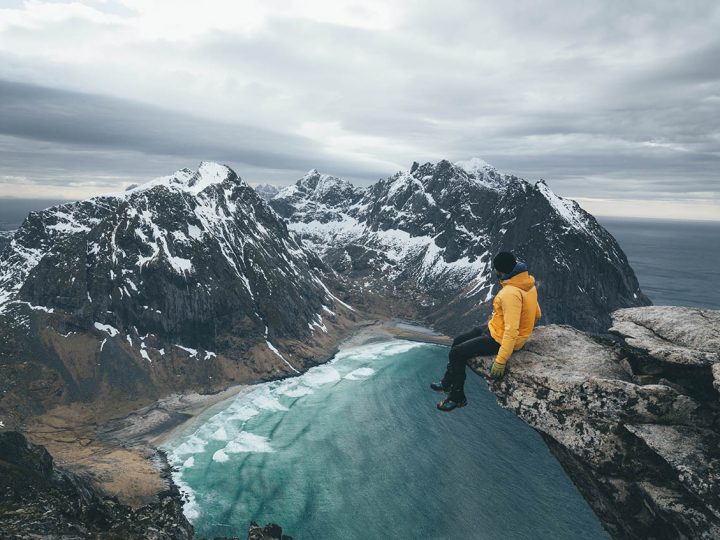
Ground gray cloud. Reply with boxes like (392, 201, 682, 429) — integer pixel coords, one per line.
(0, 0, 717, 218)
(0, 79, 389, 181)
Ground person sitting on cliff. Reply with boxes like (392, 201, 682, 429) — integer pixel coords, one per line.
(432, 251, 542, 412)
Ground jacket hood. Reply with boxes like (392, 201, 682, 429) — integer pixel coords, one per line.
(500, 261, 536, 291)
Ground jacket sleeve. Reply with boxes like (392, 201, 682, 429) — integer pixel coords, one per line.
(535, 301, 542, 321)
(495, 290, 522, 365)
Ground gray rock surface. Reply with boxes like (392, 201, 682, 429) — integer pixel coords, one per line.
(610, 306, 720, 367)
(469, 306, 720, 539)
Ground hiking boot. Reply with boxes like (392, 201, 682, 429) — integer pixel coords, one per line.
(436, 397, 468, 412)
(430, 381, 449, 393)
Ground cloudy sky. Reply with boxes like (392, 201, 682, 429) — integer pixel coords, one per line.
(0, 0, 718, 220)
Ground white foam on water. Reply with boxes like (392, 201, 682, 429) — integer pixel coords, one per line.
(163, 337, 435, 523)
(281, 385, 315, 397)
(173, 434, 208, 457)
(212, 449, 230, 463)
(174, 472, 200, 521)
(303, 365, 341, 386)
(344, 367, 376, 380)
(224, 432, 273, 453)
(334, 339, 424, 364)
(225, 405, 260, 421)
(252, 393, 288, 412)
(210, 427, 228, 441)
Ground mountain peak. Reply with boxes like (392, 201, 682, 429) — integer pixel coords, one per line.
(123, 162, 240, 198)
(453, 157, 497, 175)
(296, 169, 353, 196)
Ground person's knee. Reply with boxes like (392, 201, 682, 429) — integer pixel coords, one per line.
(448, 346, 466, 364)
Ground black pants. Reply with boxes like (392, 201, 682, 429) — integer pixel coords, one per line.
(441, 326, 500, 401)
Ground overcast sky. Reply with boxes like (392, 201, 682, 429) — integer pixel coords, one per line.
(0, 0, 718, 220)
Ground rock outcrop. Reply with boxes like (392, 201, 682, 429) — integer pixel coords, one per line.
(0, 230, 13, 252)
(246, 521, 293, 540)
(0, 430, 194, 539)
(469, 306, 720, 539)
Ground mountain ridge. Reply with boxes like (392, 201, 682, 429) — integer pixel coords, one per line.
(269, 157, 650, 336)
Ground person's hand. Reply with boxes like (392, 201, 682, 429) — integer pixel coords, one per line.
(490, 360, 506, 379)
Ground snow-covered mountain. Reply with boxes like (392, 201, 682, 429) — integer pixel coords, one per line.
(0, 162, 355, 422)
(252, 183, 281, 201)
(270, 158, 650, 334)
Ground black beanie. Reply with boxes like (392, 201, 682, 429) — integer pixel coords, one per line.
(493, 251, 516, 274)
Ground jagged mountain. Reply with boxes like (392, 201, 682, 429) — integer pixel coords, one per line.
(252, 183, 281, 201)
(0, 162, 355, 424)
(269, 158, 650, 335)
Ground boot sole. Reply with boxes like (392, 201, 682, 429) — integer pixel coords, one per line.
(437, 400, 468, 411)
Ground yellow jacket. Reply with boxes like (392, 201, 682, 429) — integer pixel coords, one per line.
(488, 270, 541, 365)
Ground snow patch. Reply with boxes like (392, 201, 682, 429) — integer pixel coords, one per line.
(94, 322, 119, 337)
(266, 340, 299, 374)
(176, 344, 198, 357)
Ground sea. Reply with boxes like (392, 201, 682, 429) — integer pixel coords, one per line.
(596, 216, 720, 309)
(162, 340, 611, 539)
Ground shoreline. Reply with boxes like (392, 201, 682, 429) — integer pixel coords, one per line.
(30, 316, 452, 507)
(138, 317, 451, 450)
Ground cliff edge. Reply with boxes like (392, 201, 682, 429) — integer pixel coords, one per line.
(469, 306, 720, 539)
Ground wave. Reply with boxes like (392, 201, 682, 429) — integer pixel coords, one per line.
(303, 365, 341, 386)
(344, 367, 376, 380)
(212, 449, 230, 463)
(252, 392, 289, 411)
(225, 405, 259, 421)
(278, 384, 315, 397)
(174, 472, 200, 520)
(210, 427, 229, 441)
(224, 431, 273, 454)
(173, 434, 208, 456)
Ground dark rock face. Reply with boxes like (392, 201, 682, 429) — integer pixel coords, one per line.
(246, 521, 293, 540)
(0, 430, 194, 539)
(469, 306, 720, 539)
(269, 158, 649, 336)
(0, 162, 356, 424)
(0, 230, 14, 252)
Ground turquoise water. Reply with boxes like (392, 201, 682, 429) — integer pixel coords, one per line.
(164, 339, 609, 539)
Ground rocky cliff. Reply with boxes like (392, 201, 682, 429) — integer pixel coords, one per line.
(0, 430, 194, 539)
(469, 306, 720, 539)
(0, 230, 13, 252)
(269, 158, 650, 336)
